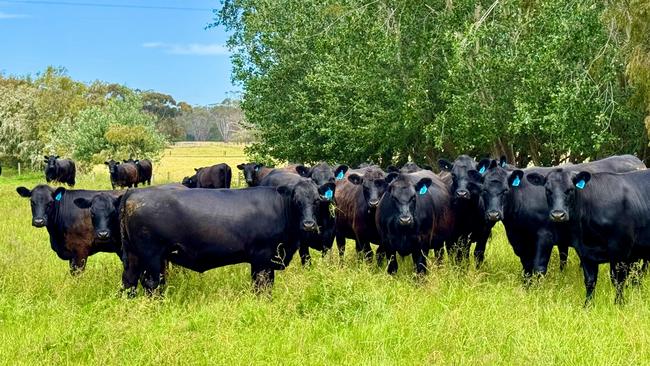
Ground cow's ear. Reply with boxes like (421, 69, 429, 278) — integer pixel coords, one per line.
(276, 185, 292, 197)
(573, 171, 591, 190)
(500, 156, 508, 168)
(55, 155, 59, 159)
(334, 165, 348, 180)
(135, 160, 140, 164)
(347, 173, 363, 185)
(385, 172, 399, 184)
(438, 159, 453, 172)
(16, 186, 31, 197)
(468, 170, 484, 183)
(295, 165, 310, 177)
(236, 164, 244, 170)
(385, 165, 399, 173)
(422, 165, 433, 171)
(44, 155, 49, 160)
(53, 187, 66, 201)
(415, 178, 433, 195)
(525, 172, 545, 187)
(113, 194, 124, 209)
(509, 170, 525, 187)
(318, 182, 336, 200)
(104, 161, 109, 165)
(477, 158, 491, 174)
(73, 198, 92, 209)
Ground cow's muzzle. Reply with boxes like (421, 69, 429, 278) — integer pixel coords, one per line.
(486, 210, 501, 222)
(302, 220, 317, 232)
(32, 218, 46, 227)
(97, 230, 110, 240)
(550, 210, 568, 222)
(368, 199, 379, 208)
(456, 189, 470, 199)
(398, 215, 413, 226)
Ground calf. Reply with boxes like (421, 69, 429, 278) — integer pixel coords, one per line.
(438, 155, 493, 266)
(105, 159, 139, 189)
(119, 181, 333, 294)
(334, 166, 387, 260)
(16, 185, 121, 274)
(182, 163, 232, 189)
(259, 170, 337, 265)
(527, 168, 650, 305)
(44, 155, 76, 187)
(481, 155, 645, 277)
(375, 171, 454, 275)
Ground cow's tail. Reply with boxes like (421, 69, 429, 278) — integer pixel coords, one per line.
(119, 188, 136, 263)
(225, 165, 232, 188)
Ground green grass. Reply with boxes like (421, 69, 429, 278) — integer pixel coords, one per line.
(1, 143, 650, 365)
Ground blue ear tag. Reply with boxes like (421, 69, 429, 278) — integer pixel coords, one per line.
(254, 166, 260, 172)
(511, 176, 521, 187)
(479, 166, 486, 174)
(336, 171, 344, 180)
(576, 180, 585, 190)
(55, 192, 62, 201)
(419, 186, 428, 195)
(324, 188, 333, 200)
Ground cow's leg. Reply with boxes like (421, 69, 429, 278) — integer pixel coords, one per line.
(141, 255, 163, 297)
(558, 243, 569, 271)
(335, 232, 346, 260)
(386, 249, 398, 275)
(121, 251, 142, 298)
(251, 264, 274, 294)
(610, 261, 630, 305)
(582, 259, 599, 306)
(299, 243, 311, 267)
(413, 247, 428, 276)
(356, 237, 372, 262)
(474, 234, 489, 269)
(111, 182, 115, 190)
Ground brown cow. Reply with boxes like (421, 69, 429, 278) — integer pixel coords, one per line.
(182, 163, 232, 189)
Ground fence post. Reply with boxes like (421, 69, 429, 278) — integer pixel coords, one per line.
(17, 163, 21, 176)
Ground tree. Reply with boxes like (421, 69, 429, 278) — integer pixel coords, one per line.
(214, 0, 647, 166)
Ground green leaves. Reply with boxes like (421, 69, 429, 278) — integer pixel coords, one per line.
(215, 0, 647, 166)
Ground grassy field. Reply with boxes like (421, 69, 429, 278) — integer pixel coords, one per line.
(1, 142, 650, 365)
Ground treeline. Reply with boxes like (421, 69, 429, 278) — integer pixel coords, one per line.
(0, 67, 246, 170)
(215, 0, 650, 167)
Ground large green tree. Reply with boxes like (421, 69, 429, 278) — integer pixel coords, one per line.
(215, 0, 647, 166)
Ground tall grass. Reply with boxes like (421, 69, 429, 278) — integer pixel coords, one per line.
(1, 143, 649, 364)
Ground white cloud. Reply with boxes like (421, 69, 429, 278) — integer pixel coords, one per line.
(0, 11, 27, 19)
(142, 42, 230, 56)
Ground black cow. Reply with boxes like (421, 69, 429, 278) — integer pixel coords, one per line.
(105, 159, 139, 189)
(296, 162, 349, 185)
(438, 155, 493, 267)
(236, 163, 296, 187)
(124, 158, 153, 186)
(182, 163, 232, 189)
(259, 170, 337, 265)
(386, 162, 433, 174)
(44, 155, 76, 187)
(119, 181, 333, 295)
(527, 168, 650, 305)
(375, 171, 454, 275)
(16, 185, 121, 274)
(334, 166, 388, 260)
(481, 155, 645, 278)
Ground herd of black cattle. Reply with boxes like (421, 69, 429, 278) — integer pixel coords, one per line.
(14, 154, 650, 305)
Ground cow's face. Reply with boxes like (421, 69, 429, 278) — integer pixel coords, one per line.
(385, 173, 432, 227)
(439, 155, 489, 200)
(279, 179, 335, 233)
(16, 185, 63, 227)
(481, 165, 521, 222)
(298, 163, 349, 186)
(237, 163, 262, 186)
(104, 160, 119, 175)
(74, 193, 120, 242)
(181, 175, 197, 188)
(44, 155, 58, 171)
(348, 171, 387, 209)
(527, 169, 590, 223)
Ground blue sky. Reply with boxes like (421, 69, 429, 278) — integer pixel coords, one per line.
(0, 0, 240, 105)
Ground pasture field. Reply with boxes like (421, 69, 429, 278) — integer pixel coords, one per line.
(1, 142, 650, 365)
